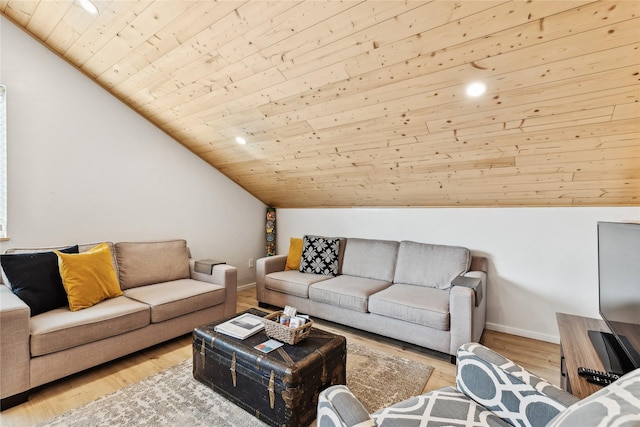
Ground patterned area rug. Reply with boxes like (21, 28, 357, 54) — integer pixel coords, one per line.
(38, 342, 433, 426)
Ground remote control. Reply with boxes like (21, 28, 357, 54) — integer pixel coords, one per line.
(585, 375, 614, 386)
(577, 367, 620, 380)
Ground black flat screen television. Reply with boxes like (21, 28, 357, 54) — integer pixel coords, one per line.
(589, 221, 640, 375)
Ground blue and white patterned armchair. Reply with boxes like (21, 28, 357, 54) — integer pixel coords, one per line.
(317, 342, 640, 427)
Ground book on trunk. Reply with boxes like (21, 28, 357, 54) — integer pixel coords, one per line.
(214, 313, 264, 340)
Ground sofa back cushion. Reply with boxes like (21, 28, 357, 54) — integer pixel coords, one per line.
(394, 241, 471, 289)
(115, 240, 190, 289)
(341, 238, 399, 282)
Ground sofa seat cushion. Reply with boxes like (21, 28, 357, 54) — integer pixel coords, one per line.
(368, 284, 450, 330)
(30, 296, 150, 357)
(308, 275, 391, 313)
(123, 279, 225, 323)
(372, 386, 511, 427)
(394, 241, 471, 290)
(265, 271, 332, 298)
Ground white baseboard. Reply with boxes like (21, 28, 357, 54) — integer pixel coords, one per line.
(238, 282, 256, 292)
(486, 322, 560, 344)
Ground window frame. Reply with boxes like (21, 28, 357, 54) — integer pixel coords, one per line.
(0, 84, 7, 238)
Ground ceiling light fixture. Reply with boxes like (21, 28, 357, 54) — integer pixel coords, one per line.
(78, 0, 98, 15)
(465, 81, 487, 97)
(235, 136, 247, 145)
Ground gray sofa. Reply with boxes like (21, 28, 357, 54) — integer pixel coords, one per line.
(318, 342, 640, 427)
(256, 237, 487, 360)
(0, 239, 237, 410)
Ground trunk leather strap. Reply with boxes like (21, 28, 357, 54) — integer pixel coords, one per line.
(315, 349, 328, 383)
(230, 352, 237, 387)
(268, 370, 275, 409)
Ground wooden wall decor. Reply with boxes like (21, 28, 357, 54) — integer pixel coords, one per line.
(266, 207, 276, 256)
(2, 1, 638, 208)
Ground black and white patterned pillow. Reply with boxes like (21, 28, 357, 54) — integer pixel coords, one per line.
(299, 236, 340, 276)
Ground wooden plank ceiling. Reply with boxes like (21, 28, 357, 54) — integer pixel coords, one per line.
(1, 0, 639, 208)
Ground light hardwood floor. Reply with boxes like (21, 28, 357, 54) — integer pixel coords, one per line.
(0, 287, 561, 427)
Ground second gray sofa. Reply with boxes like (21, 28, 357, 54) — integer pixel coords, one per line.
(256, 237, 487, 360)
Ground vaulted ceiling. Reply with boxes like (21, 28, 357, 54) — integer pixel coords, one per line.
(1, 0, 639, 207)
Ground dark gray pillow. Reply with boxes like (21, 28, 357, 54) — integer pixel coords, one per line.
(1, 245, 79, 316)
(299, 236, 340, 276)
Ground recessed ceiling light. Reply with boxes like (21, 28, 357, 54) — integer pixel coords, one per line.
(465, 81, 487, 97)
(235, 136, 247, 145)
(78, 0, 98, 15)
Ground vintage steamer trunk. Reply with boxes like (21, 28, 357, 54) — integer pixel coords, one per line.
(193, 314, 346, 427)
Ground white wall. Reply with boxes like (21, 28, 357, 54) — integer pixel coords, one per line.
(0, 17, 266, 285)
(275, 207, 640, 343)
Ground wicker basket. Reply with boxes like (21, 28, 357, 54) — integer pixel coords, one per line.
(263, 311, 313, 345)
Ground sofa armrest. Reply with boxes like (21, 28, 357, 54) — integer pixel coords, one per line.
(317, 385, 377, 427)
(189, 261, 237, 317)
(456, 342, 579, 427)
(256, 255, 287, 276)
(449, 266, 487, 355)
(452, 254, 487, 307)
(255, 255, 287, 302)
(451, 274, 482, 306)
(0, 284, 31, 401)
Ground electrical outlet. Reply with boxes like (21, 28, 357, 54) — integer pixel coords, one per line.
(249, 258, 254, 268)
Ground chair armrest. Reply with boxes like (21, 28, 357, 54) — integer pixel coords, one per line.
(451, 274, 482, 306)
(190, 261, 237, 317)
(0, 284, 31, 400)
(456, 343, 579, 427)
(317, 385, 377, 427)
(256, 255, 287, 302)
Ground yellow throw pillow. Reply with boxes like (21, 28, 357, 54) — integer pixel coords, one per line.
(55, 242, 123, 311)
(285, 237, 304, 271)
